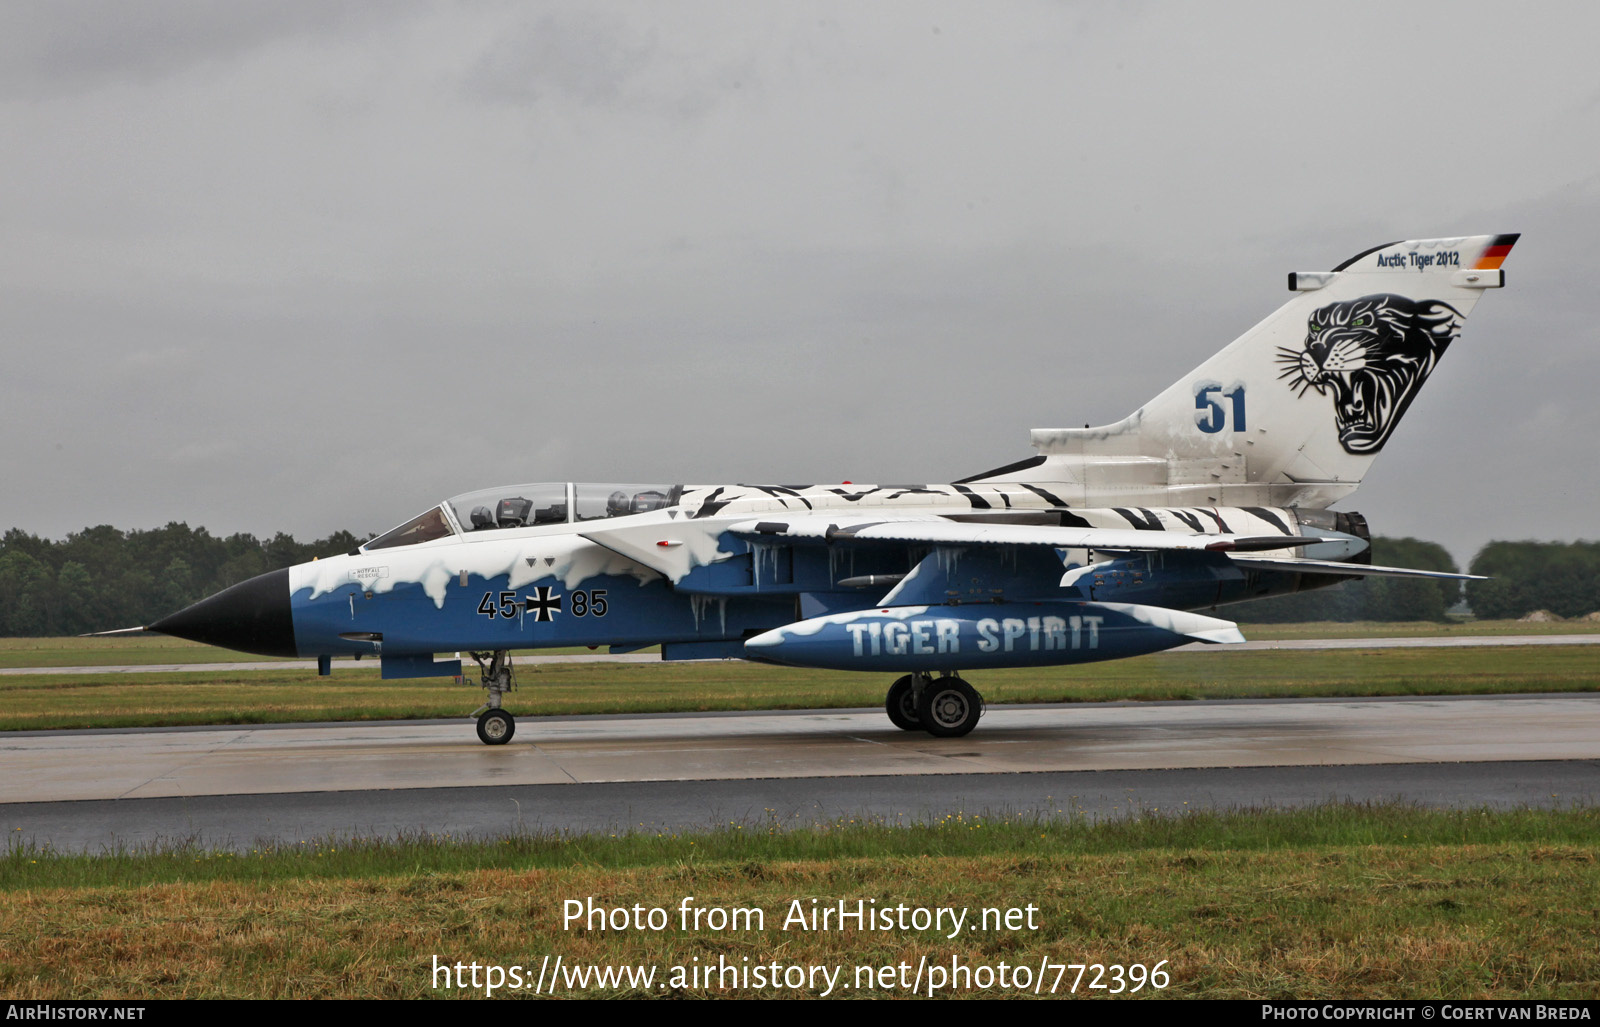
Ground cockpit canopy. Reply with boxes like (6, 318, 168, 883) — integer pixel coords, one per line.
(363, 483, 682, 551)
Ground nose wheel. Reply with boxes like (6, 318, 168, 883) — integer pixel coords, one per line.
(476, 707, 516, 745)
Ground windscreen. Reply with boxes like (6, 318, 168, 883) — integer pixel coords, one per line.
(364, 506, 454, 550)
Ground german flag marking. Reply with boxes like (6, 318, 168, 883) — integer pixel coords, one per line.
(1474, 233, 1520, 270)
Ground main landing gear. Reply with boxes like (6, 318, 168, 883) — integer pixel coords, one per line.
(469, 649, 516, 745)
(884, 672, 985, 738)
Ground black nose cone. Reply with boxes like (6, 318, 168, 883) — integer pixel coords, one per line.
(149, 567, 298, 658)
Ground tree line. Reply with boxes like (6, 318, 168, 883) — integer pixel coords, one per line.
(1465, 540, 1600, 621)
(0, 523, 366, 637)
(1220, 536, 1598, 623)
(0, 524, 1593, 636)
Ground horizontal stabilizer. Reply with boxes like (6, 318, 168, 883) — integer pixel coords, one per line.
(1226, 556, 1484, 581)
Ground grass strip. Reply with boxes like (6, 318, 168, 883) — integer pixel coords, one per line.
(2, 805, 1598, 998)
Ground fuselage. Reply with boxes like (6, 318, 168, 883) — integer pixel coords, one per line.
(152, 480, 1368, 673)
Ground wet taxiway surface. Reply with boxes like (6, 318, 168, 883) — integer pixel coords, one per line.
(5, 693, 1600, 850)
(10, 694, 1600, 802)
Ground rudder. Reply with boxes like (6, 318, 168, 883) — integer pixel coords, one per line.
(977, 235, 1518, 509)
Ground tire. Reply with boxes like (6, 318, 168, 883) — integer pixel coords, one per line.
(477, 708, 516, 745)
(885, 675, 921, 731)
(916, 677, 983, 738)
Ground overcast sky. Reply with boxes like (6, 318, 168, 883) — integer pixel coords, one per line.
(2, 1, 1595, 566)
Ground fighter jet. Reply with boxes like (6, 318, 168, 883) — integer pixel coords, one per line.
(144, 234, 1516, 743)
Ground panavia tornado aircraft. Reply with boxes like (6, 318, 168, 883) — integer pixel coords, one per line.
(143, 234, 1516, 743)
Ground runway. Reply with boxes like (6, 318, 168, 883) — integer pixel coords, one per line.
(6, 761, 1599, 854)
(6, 692, 1600, 851)
(12, 693, 1600, 802)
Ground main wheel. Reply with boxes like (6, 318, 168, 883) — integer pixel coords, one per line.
(916, 677, 983, 738)
(885, 675, 920, 731)
(477, 708, 516, 745)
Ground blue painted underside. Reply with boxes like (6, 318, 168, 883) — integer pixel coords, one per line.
(287, 542, 1333, 674)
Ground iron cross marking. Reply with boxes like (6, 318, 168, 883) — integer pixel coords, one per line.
(524, 586, 563, 622)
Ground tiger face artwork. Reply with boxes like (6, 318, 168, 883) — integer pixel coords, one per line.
(1277, 293, 1462, 454)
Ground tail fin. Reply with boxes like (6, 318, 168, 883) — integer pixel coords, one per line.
(975, 234, 1518, 508)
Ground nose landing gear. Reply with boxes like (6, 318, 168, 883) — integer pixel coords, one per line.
(469, 649, 516, 745)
